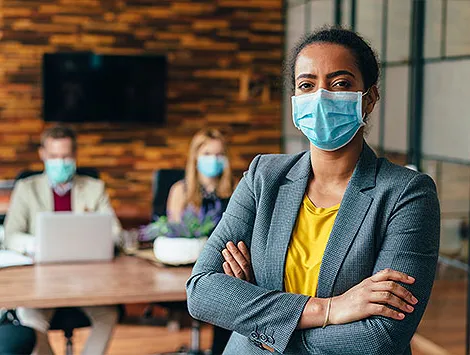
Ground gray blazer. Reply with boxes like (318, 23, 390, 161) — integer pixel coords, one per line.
(186, 143, 440, 355)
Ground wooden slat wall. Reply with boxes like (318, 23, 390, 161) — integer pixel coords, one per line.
(0, 0, 284, 218)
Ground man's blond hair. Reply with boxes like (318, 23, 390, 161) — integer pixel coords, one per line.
(40, 125, 77, 151)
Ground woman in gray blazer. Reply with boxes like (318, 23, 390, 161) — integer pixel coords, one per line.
(186, 28, 440, 355)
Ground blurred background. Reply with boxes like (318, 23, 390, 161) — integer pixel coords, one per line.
(0, 0, 468, 354)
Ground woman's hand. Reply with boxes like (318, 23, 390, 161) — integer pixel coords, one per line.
(329, 268, 418, 325)
(221, 241, 254, 284)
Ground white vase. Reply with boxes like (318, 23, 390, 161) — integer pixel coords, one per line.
(153, 236, 208, 266)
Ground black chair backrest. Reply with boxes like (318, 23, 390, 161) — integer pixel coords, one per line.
(49, 307, 91, 337)
(14, 167, 100, 183)
(152, 169, 185, 219)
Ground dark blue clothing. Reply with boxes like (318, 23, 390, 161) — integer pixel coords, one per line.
(0, 310, 36, 355)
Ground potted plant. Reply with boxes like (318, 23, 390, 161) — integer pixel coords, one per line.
(140, 202, 222, 266)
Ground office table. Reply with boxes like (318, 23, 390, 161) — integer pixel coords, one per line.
(0, 256, 192, 309)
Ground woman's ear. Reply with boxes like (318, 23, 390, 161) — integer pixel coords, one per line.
(364, 85, 379, 116)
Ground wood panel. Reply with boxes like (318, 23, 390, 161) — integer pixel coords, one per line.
(0, 0, 285, 219)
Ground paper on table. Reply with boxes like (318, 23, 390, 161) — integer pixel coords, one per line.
(3, 232, 35, 256)
(0, 250, 33, 268)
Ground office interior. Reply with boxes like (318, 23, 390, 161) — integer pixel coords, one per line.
(0, 0, 469, 354)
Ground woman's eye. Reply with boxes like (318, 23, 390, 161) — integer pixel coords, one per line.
(332, 81, 351, 88)
(298, 82, 314, 90)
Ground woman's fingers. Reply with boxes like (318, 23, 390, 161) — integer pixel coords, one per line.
(330, 268, 420, 325)
(369, 291, 415, 314)
(222, 261, 235, 277)
(367, 269, 417, 319)
(226, 242, 251, 275)
(368, 268, 418, 307)
(222, 248, 246, 280)
(237, 241, 251, 262)
(222, 241, 254, 282)
(237, 241, 254, 282)
(370, 268, 415, 284)
(368, 304, 406, 321)
(371, 280, 418, 305)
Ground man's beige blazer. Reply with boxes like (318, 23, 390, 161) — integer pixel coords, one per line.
(4, 173, 122, 254)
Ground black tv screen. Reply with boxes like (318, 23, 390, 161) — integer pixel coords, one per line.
(43, 52, 167, 124)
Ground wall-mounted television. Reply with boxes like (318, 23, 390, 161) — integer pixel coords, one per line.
(42, 52, 167, 124)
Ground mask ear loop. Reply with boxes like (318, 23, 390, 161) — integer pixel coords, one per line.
(361, 88, 371, 120)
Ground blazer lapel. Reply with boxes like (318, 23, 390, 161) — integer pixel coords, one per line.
(72, 176, 86, 212)
(316, 143, 377, 298)
(265, 151, 311, 291)
(37, 174, 53, 211)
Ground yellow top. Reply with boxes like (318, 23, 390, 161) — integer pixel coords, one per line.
(284, 195, 340, 297)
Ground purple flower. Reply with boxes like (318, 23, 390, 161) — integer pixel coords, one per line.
(142, 203, 223, 240)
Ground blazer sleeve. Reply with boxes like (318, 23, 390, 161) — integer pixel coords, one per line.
(94, 181, 122, 240)
(4, 180, 35, 254)
(186, 155, 310, 354)
(302, 174, 440, 355)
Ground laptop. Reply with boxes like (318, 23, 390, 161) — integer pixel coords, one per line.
(35, 212, 114, 264)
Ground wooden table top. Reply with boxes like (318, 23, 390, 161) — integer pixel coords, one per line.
(0, 256, 192, 309)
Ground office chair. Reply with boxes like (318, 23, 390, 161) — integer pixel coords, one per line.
(148, 169, 186, 323)
(48, 306, 126, 355)
(151, 168, 185, 219)
(12, 167, 101, 355)
(49, 308, 90, 355)
(148, 169, 204, 355)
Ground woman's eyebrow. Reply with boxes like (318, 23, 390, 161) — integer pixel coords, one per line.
(326, 70, 355, 79)
(296, 73, 317, 81)
(296, 70, 355, 81)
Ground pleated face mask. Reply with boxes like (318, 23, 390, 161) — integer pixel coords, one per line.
(197, 155, 226, 178)
(292, 89, 367, 151)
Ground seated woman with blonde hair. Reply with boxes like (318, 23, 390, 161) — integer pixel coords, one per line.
(167, 128, 234, 354)
(167, 128, 233, 224)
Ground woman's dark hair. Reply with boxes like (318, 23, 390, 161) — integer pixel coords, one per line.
(287, 27, 380, 92)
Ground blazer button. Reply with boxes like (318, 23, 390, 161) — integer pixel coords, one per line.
(259, 333, 268, 342)
(250, 331, 259, 340)
(266, 335, 275, 344)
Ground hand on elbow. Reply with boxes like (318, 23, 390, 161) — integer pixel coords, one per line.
(329, 268, 418, 325)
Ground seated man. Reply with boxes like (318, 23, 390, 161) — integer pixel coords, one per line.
(4, 125, 122, 355)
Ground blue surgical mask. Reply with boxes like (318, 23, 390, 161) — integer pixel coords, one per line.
(45, 159, 76, 185)
(197, 155, 226, 178)
(292, 89, 367, 151)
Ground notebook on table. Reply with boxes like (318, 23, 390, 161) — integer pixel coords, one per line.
(0, 250, 33, 269)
